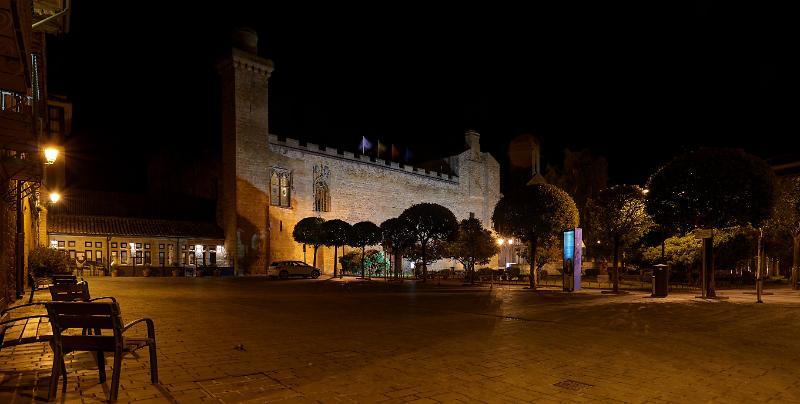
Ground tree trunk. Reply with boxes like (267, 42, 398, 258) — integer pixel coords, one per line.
(792, 235, 799, 290)
(333, 245, 338, 278)
(312, 245, 318, 269)
(395, 251, 403, 279)
(360, 246, 366, 279)
(421, 242, 427, 282)
(612, 235, 620, 293)
(529, 238, 537, 289)
(470, 259, 475, 285)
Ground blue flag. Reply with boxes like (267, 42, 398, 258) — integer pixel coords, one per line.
(359, 136, 373, 154)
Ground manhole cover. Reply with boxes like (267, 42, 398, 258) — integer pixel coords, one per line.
(553, 379, 593, 391)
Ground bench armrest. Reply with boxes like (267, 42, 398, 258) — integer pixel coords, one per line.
(88, 296, 117, 303)
(1, 302, 46, 315)
(122, 318, 155, 338)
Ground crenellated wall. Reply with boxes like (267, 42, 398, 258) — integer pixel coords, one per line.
(265, 134, 501, 274)
(220, 30, 501, 275)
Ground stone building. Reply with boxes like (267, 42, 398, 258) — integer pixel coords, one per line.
(218, 29, 502, 275)
(1, 0, 70, 308)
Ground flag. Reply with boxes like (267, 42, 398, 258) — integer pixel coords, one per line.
(377, 140, 387, 159)
(404, 147, 413, 163)
(359, 136, 372, 154)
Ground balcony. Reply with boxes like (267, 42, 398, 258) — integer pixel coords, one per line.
(0, 149, 42, 183)
(0, 90, 36, 152)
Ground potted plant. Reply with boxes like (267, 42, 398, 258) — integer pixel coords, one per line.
(111, 261, 120, 277)
(213, 266, 221, 277)
(142, 265, 152, 277)
(28, 246, 70, 279)
(171, 267, 181, 277)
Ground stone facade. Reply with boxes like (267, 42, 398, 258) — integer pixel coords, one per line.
(220, 31, 502, 275)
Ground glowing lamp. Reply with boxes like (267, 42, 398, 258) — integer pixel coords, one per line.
(44, 147, 59, 165)
(497, 239, 505, 246)
(49, 192, 61, 203)
(642, 188, 650, 195)
(507, 239, 514, 245)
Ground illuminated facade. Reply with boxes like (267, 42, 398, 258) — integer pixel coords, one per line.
(219, 29, 502, 275)
(46, 214, 228, 273)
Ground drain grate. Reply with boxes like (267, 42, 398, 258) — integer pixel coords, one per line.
(553, 379, 593, 391)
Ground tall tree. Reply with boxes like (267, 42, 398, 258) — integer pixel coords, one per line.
(646, 148, 778, 297)
(400, 203, 458, 282)
(544, 148, 608, 257)
(349, 221, 382, 279)
(292, 217, 326, 268)
(380, 217, 415, 279)
(446, 217, 498, 284)
(770, 177, 800, 289)
(492, 184, 579, 289)
(586, 185, 653, 293)
(322, 219, 352, 278)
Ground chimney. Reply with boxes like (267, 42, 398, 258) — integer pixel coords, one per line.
(465, 129, 481, 155)
(232, 27, 259, 54)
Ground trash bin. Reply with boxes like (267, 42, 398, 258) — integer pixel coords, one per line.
(651, 264, 669, 297)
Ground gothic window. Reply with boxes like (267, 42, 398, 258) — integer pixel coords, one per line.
(314, 181, 330, 212)
(313, 164, 331, 212)
(270, 168, 291, 208)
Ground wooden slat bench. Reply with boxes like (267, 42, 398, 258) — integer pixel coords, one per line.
(46, 301, 158, 402)
(28, 274, 82, 303)
(0, 303, 51, 351)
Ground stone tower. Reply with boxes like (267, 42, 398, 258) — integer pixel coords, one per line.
(218, 28, 274, 275)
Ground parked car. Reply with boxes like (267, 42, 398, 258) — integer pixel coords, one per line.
(268, 261, 321, 279)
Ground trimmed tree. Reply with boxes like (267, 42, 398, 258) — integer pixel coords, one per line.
(492, 184, 579, 289)
(350, 221, 382, 278)
(586, 185, 653, 293)
(447, 217, 498, 284)
(292, 217, 326, 269)
(770, 177, 800, 289)
(399, 203, 458, 282)
(646, 148, 777, 298)
(380, 217, 415, 279)
(322, 219, 352, 278)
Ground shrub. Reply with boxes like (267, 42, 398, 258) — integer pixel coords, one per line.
(29, 246, 70, 277)
(339, 249, 388, 276)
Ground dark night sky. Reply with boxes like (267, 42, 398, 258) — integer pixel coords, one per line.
(46, 2, 795, 193)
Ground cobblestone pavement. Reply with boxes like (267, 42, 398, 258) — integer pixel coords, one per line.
(2, 277, 800, 403)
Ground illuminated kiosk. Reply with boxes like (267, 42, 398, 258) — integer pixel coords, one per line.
(563, 228, 582, 292)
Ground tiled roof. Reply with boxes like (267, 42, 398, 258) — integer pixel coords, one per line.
(48, 214, 224, 239)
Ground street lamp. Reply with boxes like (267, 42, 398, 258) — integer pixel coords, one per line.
(497, 239, 505, 246)
(49, 191, 61, 203)
(43, 146, 59, 165)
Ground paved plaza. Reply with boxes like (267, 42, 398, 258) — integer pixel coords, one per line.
(2, 277, 800, 403)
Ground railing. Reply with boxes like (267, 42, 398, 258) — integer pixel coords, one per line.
(0, 90, 33, 114)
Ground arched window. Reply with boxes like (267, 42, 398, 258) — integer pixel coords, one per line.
(314, 180, 330, 212)
(312, 164, 331, 212)
(270, 168, 291, 208)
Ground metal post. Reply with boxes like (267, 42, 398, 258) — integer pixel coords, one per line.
(756, 228, 763, 304)
(701, 237, 708, 299)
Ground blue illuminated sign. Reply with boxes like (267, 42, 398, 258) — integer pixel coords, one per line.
(564, 230, 574, 261)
